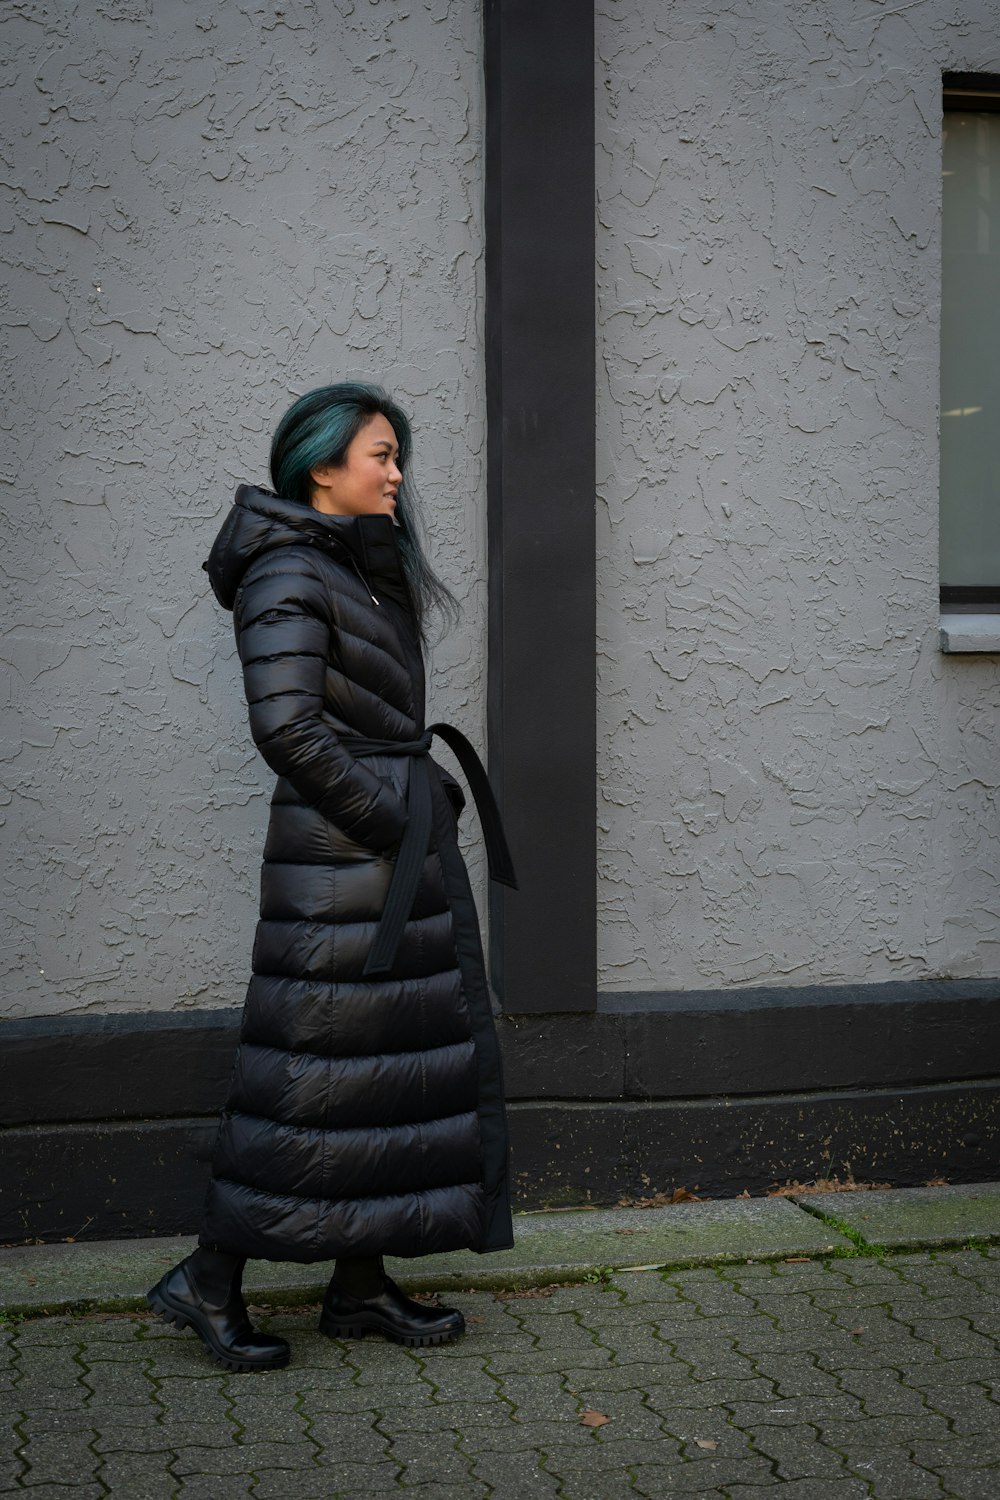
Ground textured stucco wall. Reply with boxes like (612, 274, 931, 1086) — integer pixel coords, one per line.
(1, 0, 487, 1020)
(596, 0, 1000, 990)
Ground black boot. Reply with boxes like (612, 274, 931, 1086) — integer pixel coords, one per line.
(319, 1255, 465, 1349)
(147, 1247, 290, 1372)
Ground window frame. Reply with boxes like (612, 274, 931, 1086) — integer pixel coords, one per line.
(939, 75, 1000, 650)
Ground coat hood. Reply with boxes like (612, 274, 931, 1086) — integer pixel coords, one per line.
(204, 485, 410, 612)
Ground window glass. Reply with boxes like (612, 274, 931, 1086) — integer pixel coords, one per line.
(941, 104, 1000, 591)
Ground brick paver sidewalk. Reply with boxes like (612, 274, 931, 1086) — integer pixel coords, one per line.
(3, 1249, 999, 1499)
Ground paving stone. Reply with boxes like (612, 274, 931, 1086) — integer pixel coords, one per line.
(555, 1469, 642, 1500)
(0, 1487, 105, 1500)
(831, 1369, 929, 1416)
(840, 1446, 948, 1497)
(79, 1362, 161, 1402)
(546, 1436, 679, 1471)
(596, 1326, 679, 1360)
(933, 1466, 1000, 1500)
(511, 1311, 604, 1348)
(384, 1427, 477, 1479)
(727, 1394, 865, 1427)
(254, 1463, 400, 1497)
(460, 1418, 596, 1455)
(748, 1421, 862, 1481)
(915, 1381, 1000, 1433)
(13, 1409, 100, 1437)
(143, 1374, 227, 1410)
(225, 1392, 312, 1444)
(574, 1389, 668, 1441)
(801, 1182, 1000, 1250)
(579, 1299, 702, 1330)
(417, 1363, 500, 1402)
(467, 1449, 562, 1494)
(485, 1345, 613, 1376)
(177, 1479, 263, 1500)
(643, 1376, 780, 1412)
(561, 1361, 682, 1393)
(746, 1353, 844, 1398)
(897, 1318, 999, 1361)
(152, 1420, 242, 1447)
(303, 1382, 432, 1416)
(13, 1427, 102, 1485)
(95, 1423, 226, 1455)
(722, 1482, 868, 1499)
(9, 1317, 86, 1346)
(304, 1415, 389, 1458)
(902, 1357, 1000, 1389)
(170, 1440, 319, 1475)
(0, 1452, 27, 1491)
(631, 1456, 778, 1490)
(393, 1488, 490, 1500)
(492, 1372, 580, 1420)
(95, 1451, 178, 1497)
(377, 1398, 514, 1433)
(909, 1434, 1000, 1467)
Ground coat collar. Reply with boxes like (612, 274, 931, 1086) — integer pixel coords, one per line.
(205, 485, 412, 613)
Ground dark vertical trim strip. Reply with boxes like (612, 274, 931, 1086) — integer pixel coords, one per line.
(484, 0, 597, 1014)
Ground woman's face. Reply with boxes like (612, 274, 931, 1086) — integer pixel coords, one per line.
(310, 413, 402, 519)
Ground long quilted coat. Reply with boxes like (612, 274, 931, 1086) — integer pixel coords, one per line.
(198, 484, 515, 1262)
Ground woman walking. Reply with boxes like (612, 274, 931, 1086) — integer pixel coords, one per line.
(147, 383, 517, 1371)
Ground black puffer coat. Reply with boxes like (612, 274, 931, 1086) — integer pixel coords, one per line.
(198, 485, 516, 1262)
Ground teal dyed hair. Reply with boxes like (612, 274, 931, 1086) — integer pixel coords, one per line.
(269, 382, 460, 645)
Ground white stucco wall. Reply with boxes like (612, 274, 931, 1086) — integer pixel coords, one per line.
(1, 0, 487, 1020)
(596, 0, 1000, 990)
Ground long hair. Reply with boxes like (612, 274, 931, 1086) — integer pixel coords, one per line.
(269, 382, 460, 645)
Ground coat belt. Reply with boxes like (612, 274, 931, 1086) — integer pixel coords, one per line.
(345, 722, 518, 978)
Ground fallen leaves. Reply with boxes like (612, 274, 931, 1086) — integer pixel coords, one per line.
(494, 1286, 554, 1301)
(616, 1186, 703, 1208)
(580, 1409, 610, 1428)
(767, 1176, 892, 1196)
(694, 1438, 718, 1450)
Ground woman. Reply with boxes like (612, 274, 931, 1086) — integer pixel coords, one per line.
(147, 383, 517, 1372)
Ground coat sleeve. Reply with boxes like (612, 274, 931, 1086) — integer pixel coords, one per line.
(234, 549, 410, 853)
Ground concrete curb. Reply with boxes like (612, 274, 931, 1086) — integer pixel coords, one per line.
(1, 1184, 998, 1319)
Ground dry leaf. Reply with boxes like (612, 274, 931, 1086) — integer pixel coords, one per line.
(615, 1186, 704, 1208)
(466, 1315, 484, 1324)
(580, 1409, 610, 1428)
(694, 1438, 718, 1450)
(767, 1175, 892, 1197)
(849, 1326, 865, 1336)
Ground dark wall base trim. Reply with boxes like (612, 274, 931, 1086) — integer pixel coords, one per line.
(4, 1081, 997, 1244)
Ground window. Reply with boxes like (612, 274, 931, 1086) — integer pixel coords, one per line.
(940, 76, 1000, 650)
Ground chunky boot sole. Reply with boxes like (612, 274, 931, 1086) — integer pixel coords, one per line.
(318, 1307, 464, 1349)
(146, 1286, 291, 1373)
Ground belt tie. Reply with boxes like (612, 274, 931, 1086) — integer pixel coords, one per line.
(347, 722, 517, 978)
